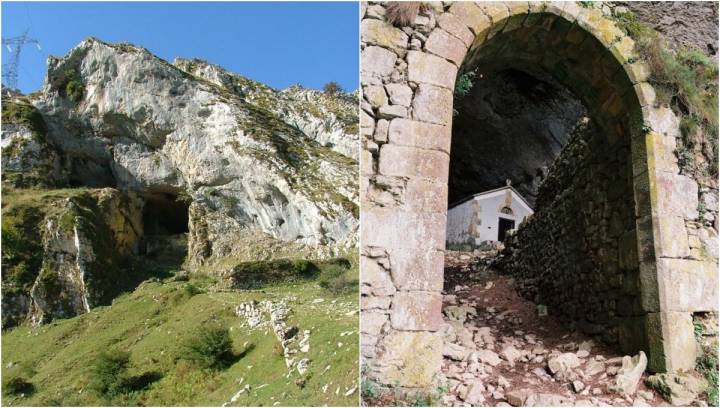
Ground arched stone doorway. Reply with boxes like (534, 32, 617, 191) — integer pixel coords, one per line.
(360, 1, 718, 392)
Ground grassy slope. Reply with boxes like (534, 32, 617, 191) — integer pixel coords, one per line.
(1, 275, 358, 406)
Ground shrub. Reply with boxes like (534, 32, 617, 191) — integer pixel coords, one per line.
(182, 283, 203, 297)
(2, 375, 35, 396)
(386, 2, 425, 27)
(65, 80, 84, 103)
(90, 349, 131, 397)
(318, 264, 354, 294)
(229, 259, 319, 289)
(181, 325, 235, 369)
(322, 81, 343, 95)
(454, 70, 476, 99)
(697, 352, 719, 406)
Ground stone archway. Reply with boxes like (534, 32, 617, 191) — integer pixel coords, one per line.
(360, 1, 718, 392)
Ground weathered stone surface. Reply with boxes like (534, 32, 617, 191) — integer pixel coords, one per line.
(361, 19, 409, 56)
(374, 119, 389, 142)
(437, 12, 475, 47)
(448, 2, 491, 36)
(506, 389, 530, 406)
(362, 209, 446, 251)
(646, 372, 708, 406)
(384, 83, 413, 106)
(443, 342, 470, 361)
(378, 144, 449, 181)
(362, 311, 389, 336)
(425, 29, 467, 66)
(389, 248, 445, 291)
(407, 51, 457, 90)
(391, 291, 443, 330)
(378, 104, 408, 119)
(375, 331, 442, 388)
(412, 83, 453, 125)
(609, 351, 647, 395)
(361, 256, 397, 297)
(361, 46, 397, 83)
(388, 118, 451, 153)
(474, 349, 502, 366)
(547, 353, 581, 374)
(655, 172, 699, 220)
(364, 85, 388, 108)
(405, 178, 448, 213)
(656, 216, 690, 258)
(463, 381, 486, 405)
(659, 258, 718, 312)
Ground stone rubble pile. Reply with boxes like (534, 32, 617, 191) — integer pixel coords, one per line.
(235, 299, 310, 376)
(438, 252, 709, 407)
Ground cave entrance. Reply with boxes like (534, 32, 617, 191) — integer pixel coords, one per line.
(143, 192, 190, 235)
(141, 192, 190, 267)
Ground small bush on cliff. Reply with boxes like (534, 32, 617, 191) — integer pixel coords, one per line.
(181, 325, 235, 370)
(322, 81, 343, 95)
(90, 350, 131, 398)
(63, 71, 85, 104)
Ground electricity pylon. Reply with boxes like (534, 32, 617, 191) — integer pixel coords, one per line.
(2, 30, 41, 90)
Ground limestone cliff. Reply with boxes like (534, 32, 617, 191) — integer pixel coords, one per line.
(18, 37, 356, 252)
(1, 38, 358, 325)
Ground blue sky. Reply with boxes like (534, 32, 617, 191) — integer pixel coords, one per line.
(1, 2, 359, 94)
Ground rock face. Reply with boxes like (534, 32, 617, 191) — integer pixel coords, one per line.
(19, 38, 357, 260)
(1, 38, 358, 325)
(2, 188, 143, 326)
(619, 1, 719, 54)
(450, 69, 586, 206)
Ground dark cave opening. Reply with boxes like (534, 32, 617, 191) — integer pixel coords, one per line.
(448, 68, 587, 208)
(142, 192, 190, 235)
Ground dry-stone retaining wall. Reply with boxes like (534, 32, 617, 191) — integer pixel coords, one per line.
(360, 1, 718, 394)
(499, 119, 640, 349)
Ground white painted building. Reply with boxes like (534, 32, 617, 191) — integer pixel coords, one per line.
(446, 185, 534, 247)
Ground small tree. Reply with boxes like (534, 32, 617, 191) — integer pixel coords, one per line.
(181, 325, 235, 369)
(323, 81, 343, 95)
(90, 349, 130, 397)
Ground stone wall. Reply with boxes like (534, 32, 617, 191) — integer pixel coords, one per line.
(499, 120, 640, 349)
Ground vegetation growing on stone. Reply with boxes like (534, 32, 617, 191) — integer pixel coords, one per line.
(1, 98, 48, 139)
(614, 10, 719, 175)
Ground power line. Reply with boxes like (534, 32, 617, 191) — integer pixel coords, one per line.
(2, 30, 41, 90)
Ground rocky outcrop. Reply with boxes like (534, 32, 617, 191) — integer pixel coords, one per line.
(2, 188, 143, 326)
(1, 97, 68, 188)
(174, 58, 359, 159)
(25, 38, 357, 262)
(618, 1, 719, 55)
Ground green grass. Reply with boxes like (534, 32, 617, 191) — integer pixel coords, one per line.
(1, 275, 358, 406)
